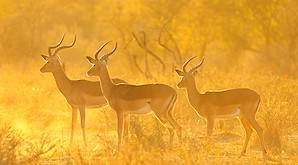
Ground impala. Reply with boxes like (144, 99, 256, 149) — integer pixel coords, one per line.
(40, 35, 125, 145)
(175, 56, 267, 157)
(86, 41, 182, 150)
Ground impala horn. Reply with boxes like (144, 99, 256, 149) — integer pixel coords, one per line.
(189, 57, 205, 73)
(48, 34, 65, 56)
(52, 35, 76, 56)
(182, 56, 197, 72)
(99, 42, 118, 62)
(95, 41, 111, 60)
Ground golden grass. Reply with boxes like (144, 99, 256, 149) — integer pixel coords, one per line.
(0, 62, 297, 164)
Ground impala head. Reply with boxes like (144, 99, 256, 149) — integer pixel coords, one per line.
(40, 34, 76, 73)
(86, 41, 117, 77)
(175, 56, 204, 88)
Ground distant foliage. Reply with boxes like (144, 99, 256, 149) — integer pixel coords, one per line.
(0, 0, 297, 76)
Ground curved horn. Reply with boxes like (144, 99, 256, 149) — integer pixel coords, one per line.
(52, 35, 76, 56)
(189, 57, 205, 73)
(48, 34, 65, 56)
(95, 41, 111, 60)
(182, 56, 197, 72)
(100, 42, 117, 61)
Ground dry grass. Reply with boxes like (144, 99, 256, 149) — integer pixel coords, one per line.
(0, 62, 297, 164)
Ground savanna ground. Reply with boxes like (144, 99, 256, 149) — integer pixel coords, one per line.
(1, 0, 298, 164)
(0, 61, 297, 164)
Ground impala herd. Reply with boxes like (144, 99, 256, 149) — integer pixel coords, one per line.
(40, 35, 267, 157)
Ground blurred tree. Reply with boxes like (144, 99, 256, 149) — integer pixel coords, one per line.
(0, 0, 297, 76)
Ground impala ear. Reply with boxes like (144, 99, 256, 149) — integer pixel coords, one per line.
(41, 55, 49, 61)
(86, 56, 96, 64)
(175, 69, 185, 76)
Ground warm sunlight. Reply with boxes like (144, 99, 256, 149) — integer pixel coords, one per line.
(0, 0, 297, 164)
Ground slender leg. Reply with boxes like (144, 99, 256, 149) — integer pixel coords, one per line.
(164, 95, 180, 142)
(239, 116, 252, 156)
(79, 107, 87, 146)
(219, 120, 224, 130)
(154, 112, 174, 145)
(167, 112, 182, 142)
(168, 126, 175, 146)
(153, 110, 176, 146)
(117, 111, 124, 151)
(70, 106, 78, 145)
(123, 114, 130, 142)
(154, 112, 167, 125)
(207, 117, 214, 137)
(248, 117, 267, 155)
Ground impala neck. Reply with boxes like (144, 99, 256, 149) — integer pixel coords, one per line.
(186, 78, 201, 107)
(52, 66, 72, 97)
(98, 64, 114, 100)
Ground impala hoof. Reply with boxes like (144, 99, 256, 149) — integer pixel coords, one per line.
(239, 151, 246, 158)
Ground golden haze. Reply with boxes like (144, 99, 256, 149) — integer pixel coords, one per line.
(0, 0, 297, 164)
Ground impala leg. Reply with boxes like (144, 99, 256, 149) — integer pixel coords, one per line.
(123, 114, 130, 142)
(166, 94, 182, 143)
(219, 120, 224, 130)
(206, 117, 214, 137)
(239, 116, 252, 156)
(154, 112, 174, 146)
(248, 117, 267, 155)
(117, 112, 124, 151)
(79, 107, 87, 146)
(163, 114, 174, 147)
(167, 112, 182, 142)
(168, 126, 175, 146)
(70, 106, 78, 145)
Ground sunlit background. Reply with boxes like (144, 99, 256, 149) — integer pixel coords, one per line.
(0, 0, 297, 164)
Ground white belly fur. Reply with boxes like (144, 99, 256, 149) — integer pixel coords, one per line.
(215, 108, 240, 119)
(129, 104, 152, 114)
